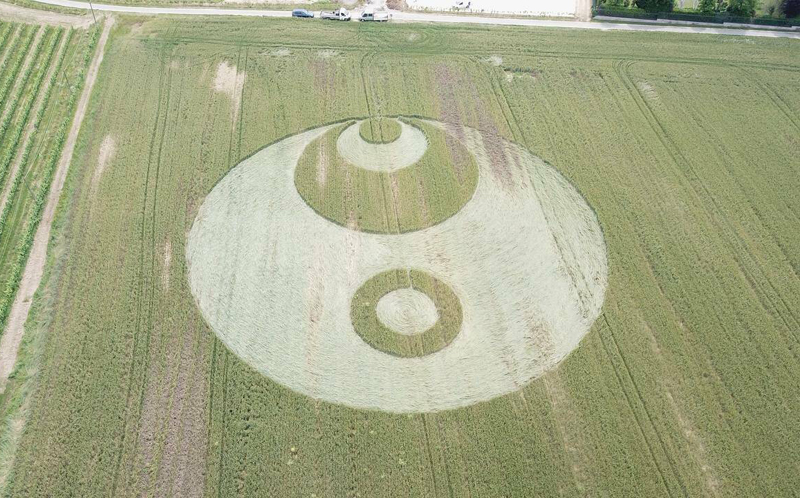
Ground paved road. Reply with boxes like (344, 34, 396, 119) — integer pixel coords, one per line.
(26, 0, 800, 39)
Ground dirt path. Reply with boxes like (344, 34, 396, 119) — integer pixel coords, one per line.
(0, 17, 114, 393)
(0, 32, 69, 218)
(0, 2, 93, 28)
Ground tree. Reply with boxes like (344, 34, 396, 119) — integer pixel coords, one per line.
(635, 0, 674, 12)
(781, 0, 800, 17)
(726, 0, 758, 16)
(698, 0, 718, 12)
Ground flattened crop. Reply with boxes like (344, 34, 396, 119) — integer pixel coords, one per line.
(187, 117, 607, 413)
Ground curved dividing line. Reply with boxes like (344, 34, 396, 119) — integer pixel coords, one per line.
(0, 17, 115, 392)
(23, 0, 800, 40)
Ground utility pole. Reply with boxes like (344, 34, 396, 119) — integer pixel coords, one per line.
(88, 0, 97, 23)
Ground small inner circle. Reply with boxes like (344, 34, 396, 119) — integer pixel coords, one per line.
(359, 118, 402, 144)
(376, 288, 440, 336)
(336, 119, 428, 173)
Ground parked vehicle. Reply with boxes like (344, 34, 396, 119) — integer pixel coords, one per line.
(320, 8, 351, 21)
(360, 7, 390, 22)
(291, 9, 314, 18)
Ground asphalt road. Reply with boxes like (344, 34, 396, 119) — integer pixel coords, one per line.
(26, 0, 800, 39)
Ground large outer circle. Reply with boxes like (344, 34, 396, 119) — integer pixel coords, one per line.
(186, 120, 608, 413)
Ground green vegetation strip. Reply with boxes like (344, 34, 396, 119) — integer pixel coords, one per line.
(0, 29, 58, 191)
(0, 25, 13, 64)
(295, 119, 478, 234)
(358, 118, 402, 144)
(0, 27, 35, 126)
(0, 31, 70, 244)
(0, 25, 99, 332)
(350, 269, 462, 357)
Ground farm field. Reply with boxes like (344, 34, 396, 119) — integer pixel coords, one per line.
(0, 20, 96, 346)
(0, 18, 98, 488)
(3, 15, 799, 497)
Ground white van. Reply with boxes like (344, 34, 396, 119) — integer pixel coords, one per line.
(360, 6, 390, 21)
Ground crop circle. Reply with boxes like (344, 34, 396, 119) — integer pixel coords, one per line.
(351, 269, 462, 357)
(187, 118, 608, 413)
(358, 118, 402, 144)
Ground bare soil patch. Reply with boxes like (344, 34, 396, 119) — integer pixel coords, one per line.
(162, 240, 172, 290)
(91, 134, 116, 196)
(213, 61, 246, 120)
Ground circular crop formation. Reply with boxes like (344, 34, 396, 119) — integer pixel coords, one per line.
(359, 117, 402, 144)
(351, 269, 462, 357)
(294, 118, 478, 233)
(187, 116, 609, 413)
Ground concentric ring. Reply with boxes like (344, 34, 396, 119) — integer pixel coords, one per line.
(351, 269, 463, 357)
(294, 118, 479, 234)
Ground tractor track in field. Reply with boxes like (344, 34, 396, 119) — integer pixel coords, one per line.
(136, 35, 800, 75)
(110, 36, 170, 496)
(735, 65, 800, 133)
(0, 17, 113, 392)
(667, 79, 800, 342)
(596, 315, 678, 497)
(485, 62, 595, 494)
(596, 69, 768, 493)
(211, 46, 244, 497)
(614, 59, 800, 489)
(616, 60, 800, 339)
(134, 46, 179, 495)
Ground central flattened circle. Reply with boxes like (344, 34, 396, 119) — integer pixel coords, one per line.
(376, 289, 439, 336)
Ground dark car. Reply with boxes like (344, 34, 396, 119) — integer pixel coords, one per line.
(292, 9, 314, 18)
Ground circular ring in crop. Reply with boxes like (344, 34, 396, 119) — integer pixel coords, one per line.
(294, 118, 478, 234)
(358, 117, 402, 144)
(350, 269, 462, 357)
(186, 118, 609, 413)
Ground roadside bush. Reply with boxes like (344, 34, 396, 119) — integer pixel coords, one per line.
(726, 0, 757, 16)
(698, 0, 720, 12)
(634, 0, 674, 12)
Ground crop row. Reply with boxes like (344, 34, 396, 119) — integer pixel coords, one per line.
(0, 27, 35, 125)
(0, 24, 14, 59)
(0, 26, 100, 332)
(0, 29, 59, 196)
(0, 31, 70, 245)
(0, 27, 50, 144)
